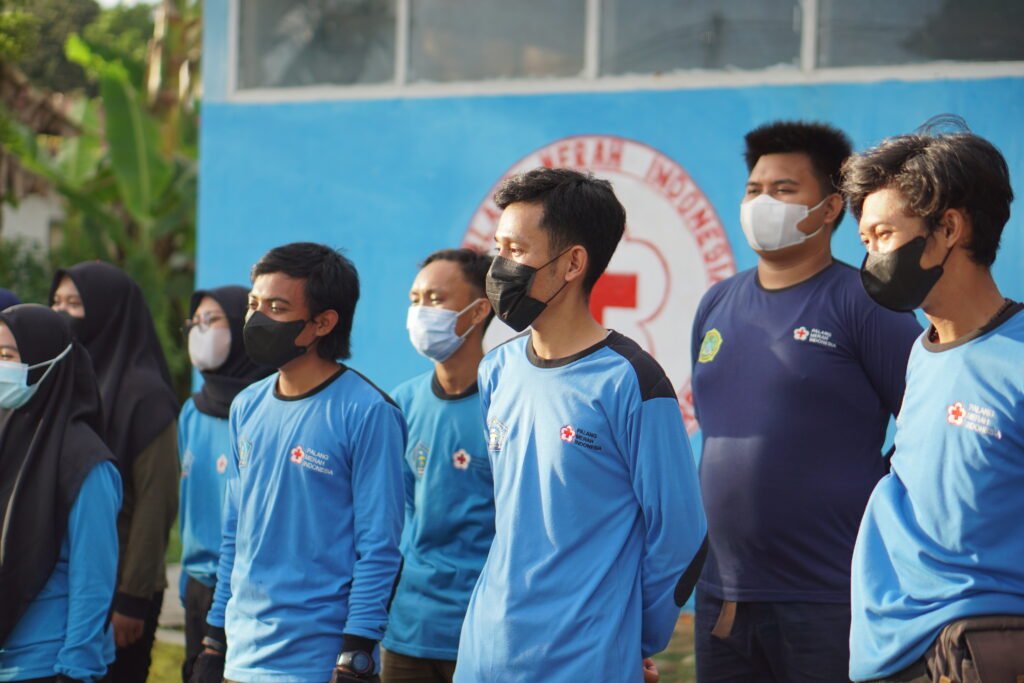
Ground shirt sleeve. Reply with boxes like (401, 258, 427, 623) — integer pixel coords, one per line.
(57, 461, 123, 681)
(341, 401, 407, 643)
(855, 304, 922, 417)
(206, 417, 240, 631)
(177, 409, 188, 608)
(116, 420, 179, 617)
(626, 393, 708, 658)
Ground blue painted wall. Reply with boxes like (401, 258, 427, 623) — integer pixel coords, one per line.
(199, 3, 1024, 412)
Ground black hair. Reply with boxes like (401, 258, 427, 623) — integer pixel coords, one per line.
(744, 121, 853, 229)
(841, 118, 1012, 267)
(251, 242, 359, 359)
(493, 167, 626, 293)
(421, 248, 495, 324)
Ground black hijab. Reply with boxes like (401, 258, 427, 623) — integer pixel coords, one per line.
(190, 286, 271, 418)
(50, 262, 178, 467)
(0, 305, 114, 642)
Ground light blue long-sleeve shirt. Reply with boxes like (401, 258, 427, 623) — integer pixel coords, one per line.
(0, 461, 122, 682)
(455, 332, 707, 683)
(178, 398, 231, 593)
(207, 368, 406, 682)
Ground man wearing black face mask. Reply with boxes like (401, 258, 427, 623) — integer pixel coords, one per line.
(455, 168, 707, 683)
(843, 125, 1024, 682)
(190, 243, 406, 683)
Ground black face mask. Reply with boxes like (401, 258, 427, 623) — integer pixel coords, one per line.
(242, 311, 310, 368)
(860, 235, 952, 312)
(486, 251, 569, 332)
(54, 309, 86, 340)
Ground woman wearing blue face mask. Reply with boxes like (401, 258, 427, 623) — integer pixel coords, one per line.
(0, 304, 122, 682)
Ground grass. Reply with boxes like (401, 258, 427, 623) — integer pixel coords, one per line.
(145, 616, 697, 683)
(150, 640, 185, 683)
(653, 614, 697, 682)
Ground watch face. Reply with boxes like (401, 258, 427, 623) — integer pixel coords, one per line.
(342, 650, 372, 675)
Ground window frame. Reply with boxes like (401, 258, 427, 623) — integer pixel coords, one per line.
(227, 0, 1024, 103)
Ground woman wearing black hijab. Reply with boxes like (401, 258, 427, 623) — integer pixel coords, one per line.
(0, 305, 121, 681)
(50, 262, 179, 683)
(177, 286, 270, 680)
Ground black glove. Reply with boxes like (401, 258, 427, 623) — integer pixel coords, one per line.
(189, 651, 225, 683)
(329, 668, 380, 683)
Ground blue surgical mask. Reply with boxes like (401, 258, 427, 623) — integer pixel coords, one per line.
(0, 344, 72, 410)
(406, 298, 485, 363)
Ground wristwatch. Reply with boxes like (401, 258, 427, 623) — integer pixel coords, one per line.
(337, 650, 374, 676)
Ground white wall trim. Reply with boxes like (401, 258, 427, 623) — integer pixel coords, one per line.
(583, 0, 601, 80)
(226, 0, 239, 96)
(225, 60, 1024, 105)
(395, 0, 409, 86)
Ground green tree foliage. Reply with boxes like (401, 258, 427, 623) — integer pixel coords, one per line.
(5, 2, 199, 398)
(13, 0, 99, 93)
(0, 0, 38, 63)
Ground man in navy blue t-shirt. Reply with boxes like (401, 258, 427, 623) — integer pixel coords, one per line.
(691, 122, 921, 682)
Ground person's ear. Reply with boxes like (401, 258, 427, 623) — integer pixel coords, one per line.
(563, 245, 589, 284)
(822, 193, 844, 227)
(940, 208, 968, 250)
(311, 309, 340, 339)
(469, 297, 491, 327)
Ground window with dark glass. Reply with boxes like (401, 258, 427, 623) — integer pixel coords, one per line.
(237, 0, 396, 89)
(600, 0, 802, 75)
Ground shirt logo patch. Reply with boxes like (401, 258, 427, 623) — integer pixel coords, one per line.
(288, 444, 336, 476)
(488, 418, 509, 453)
(181, 449, 194, 478)
(698, 328, 723, 363)
(412, 442, 429, 477)
(452, 449, 471, 470)
(237, 438, 253, 468)
(560, 425, 576, 443)
(216, 454, 228, 474)
(793, 325, 837, 348)
(946, 401, 1003, 439)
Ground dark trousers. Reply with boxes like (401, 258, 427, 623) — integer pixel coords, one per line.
(695, 590, 853, 683)
(107, 590, 164, 683)
(182, 577, 216, 682)
(381, 648, 455, 683)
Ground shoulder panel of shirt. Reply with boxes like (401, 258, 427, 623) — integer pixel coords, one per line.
(605, 331, 675, 402)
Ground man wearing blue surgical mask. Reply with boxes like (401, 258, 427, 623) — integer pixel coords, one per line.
(690, 121, 923, 683)
(381, 249, 495, 683)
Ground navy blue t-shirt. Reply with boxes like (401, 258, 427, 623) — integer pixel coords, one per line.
(691, 262, 921, 602)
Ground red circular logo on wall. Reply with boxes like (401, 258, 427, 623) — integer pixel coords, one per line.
(462, 135, 737, 434)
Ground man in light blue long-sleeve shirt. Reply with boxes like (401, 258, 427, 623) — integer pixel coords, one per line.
(192, 243, 405, 683)
(455, 168, 707, 683)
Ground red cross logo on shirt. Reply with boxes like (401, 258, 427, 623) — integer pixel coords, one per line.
(452, 449, 471, 470)
(793, 326, 809, 341)
(947, 402, 966, 426)
(290, 446, 305, 463)
(560, 425, 576, 443)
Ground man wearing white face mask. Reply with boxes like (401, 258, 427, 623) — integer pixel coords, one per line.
(690, 121, 923, 682)
(381, 249, 495, 683)
(177, 286, 271, 681)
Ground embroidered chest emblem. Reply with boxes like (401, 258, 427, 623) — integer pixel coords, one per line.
(698, 328, 723, 363)
(452, 449, 471, 470)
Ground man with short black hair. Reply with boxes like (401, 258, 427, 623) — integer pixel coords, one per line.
(844, 126, 1024, 682)
(690, 121, 922, 682)
(191, 242, 406, 683)
(455, 168, 707, 683)
(381, 248, 495, 683)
